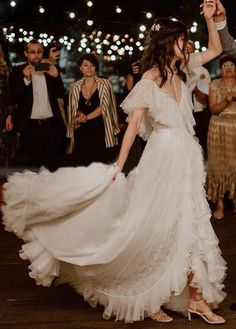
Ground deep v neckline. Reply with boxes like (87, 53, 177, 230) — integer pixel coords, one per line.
(154, 79, 184, 107)
(81, 88, 98, 103)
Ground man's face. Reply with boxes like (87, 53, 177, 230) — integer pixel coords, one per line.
(24, 43, 43, 66)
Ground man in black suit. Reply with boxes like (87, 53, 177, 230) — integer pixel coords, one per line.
(10, 39, 67, 171)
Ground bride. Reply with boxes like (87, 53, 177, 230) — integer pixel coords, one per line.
(2, 0, 226, 324)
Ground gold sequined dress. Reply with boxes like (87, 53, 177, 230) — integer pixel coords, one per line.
(207, 78, 236, 204)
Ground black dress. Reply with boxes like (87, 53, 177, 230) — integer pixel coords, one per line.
(72, 89, 108, 166)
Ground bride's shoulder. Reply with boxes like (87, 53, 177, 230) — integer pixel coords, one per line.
(142, 68, 162, 85)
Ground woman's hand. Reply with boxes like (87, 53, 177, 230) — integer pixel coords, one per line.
(112, 163, 122, 181)
(199, 0, 222, 64)
(75, 112, 87, 124)
(202, 0, 217, 21)
(226, 92, 236, 102)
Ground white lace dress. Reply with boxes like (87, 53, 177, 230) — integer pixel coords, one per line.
(2, 76, 227, 323)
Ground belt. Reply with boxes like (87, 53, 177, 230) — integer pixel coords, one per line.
(31, 117, 53, 125)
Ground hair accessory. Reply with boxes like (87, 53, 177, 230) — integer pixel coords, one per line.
(151, 23, 161, 32)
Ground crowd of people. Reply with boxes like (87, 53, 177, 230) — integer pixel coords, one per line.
(1, 0, 236, 324)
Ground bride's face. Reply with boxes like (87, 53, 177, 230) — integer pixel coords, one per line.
(173, 35, 185, 60)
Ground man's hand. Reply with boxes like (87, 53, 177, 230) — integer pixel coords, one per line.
(47, 64, 59, 78)
(214, 0, 226, 22)
(48, 47, 60, 64)
(130, 61, 140, 76)
(23, 65, 34, 81)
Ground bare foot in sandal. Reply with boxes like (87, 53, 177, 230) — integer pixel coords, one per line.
(149, 309, 173, 322)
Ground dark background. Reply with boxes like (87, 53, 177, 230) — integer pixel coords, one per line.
(0, 0, 235, 37)
(0, 0, 235, 88)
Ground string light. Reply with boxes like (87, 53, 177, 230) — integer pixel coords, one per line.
(10, 1, 16, 7)
(69, 12, 76, 19)
(39, 6, 45, 14)
(194, 41, 200, 49)
(139, 25, 146, 32)
(2, 2, 208, 63)
(116, 6, 122, 14)
(190, 26, 197, 33)
(87, 20, 94, 26)
(87, 1, 93, 7)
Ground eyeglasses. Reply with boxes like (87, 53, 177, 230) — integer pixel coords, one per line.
(222, 63, 235, 68)
(27, 50, 43, 55)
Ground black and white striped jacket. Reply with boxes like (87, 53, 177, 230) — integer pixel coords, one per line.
(67, 76, 120, 153)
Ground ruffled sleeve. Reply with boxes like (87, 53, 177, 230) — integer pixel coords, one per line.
(187, 53, 202, 71)
(120, 79, 155, 140)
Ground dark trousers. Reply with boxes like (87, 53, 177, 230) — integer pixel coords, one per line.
(17, 117, 66, 171)
(193, 107, 211, 159)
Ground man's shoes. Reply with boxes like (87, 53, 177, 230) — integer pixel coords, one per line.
(230, 303, 236, 311)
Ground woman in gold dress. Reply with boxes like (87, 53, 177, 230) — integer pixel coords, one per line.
(207, 55, 236, 219)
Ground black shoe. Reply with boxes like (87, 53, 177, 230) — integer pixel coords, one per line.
(230, 303, 236, 311)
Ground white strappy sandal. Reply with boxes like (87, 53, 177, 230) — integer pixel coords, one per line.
(149, 309, 173, 322)
(187, 299, 225, 324)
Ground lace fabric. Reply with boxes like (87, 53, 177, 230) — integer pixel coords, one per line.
(120, 78, 195, 140)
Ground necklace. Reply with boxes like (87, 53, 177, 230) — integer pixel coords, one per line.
(83, 80, 96, 106)
(172, 75, 179, 105)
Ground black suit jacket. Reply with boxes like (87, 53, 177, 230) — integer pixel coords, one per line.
(10, 63, 66, 135)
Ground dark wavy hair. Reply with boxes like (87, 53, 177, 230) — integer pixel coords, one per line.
(77, 53, 99, 71)
(141, 17, 189, 87)
(219, 54, 236, 68)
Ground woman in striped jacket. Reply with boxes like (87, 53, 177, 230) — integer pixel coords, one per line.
(67, 53, 120, 166)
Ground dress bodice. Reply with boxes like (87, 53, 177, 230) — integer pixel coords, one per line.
(120, 79, 195, 140)
(211, 78, 236, 116)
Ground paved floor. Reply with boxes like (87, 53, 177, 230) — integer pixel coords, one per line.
(0, 205, 236, 329)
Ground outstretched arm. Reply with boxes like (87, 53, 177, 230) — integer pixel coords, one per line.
(200, 0, 222, 65)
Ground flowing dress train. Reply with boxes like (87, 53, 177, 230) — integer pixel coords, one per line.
(2, 77, 227, 323)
